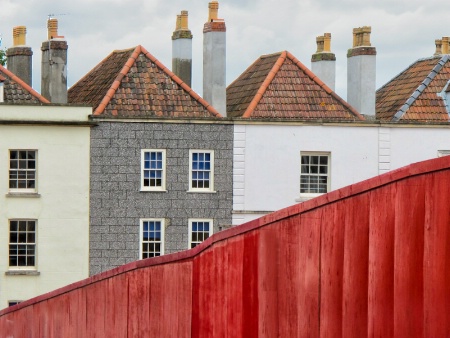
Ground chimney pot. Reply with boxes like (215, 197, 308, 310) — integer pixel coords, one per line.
(353, 26, 372, 47)
(13, 26, 27, 46)
(435, 39, 443, 55)
(208, 1, 219, 21)
(180, 11, 189, 30)
(323, 33, 331, 52)
(315, 36, 324, 53)
(442, 37, 449, 55)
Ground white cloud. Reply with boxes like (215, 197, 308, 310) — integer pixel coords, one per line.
(0, 0, 448, 99)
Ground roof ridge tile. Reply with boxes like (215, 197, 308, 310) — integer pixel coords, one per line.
(242, 51, 287, 118)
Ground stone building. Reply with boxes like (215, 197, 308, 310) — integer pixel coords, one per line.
(69, 45, 233, 275)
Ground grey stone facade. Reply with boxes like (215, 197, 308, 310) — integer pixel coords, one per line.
(89, 120, 233, 275)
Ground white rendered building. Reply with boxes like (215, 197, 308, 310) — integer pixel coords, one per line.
(0, 102, 91, 309)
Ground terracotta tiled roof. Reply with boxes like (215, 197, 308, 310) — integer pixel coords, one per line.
(376, 55, 450, 122)
(226, 51, 364, 120)
(0, 64, 50, 104)
(68, 45, 221, 118)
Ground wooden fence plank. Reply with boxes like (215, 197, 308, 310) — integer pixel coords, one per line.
(394, 177, 425, 338)
(342, 194, 370, 338)
(423, 171, 450, 337)
(368, 186, 395, 337)
(320, 203, 345, 338)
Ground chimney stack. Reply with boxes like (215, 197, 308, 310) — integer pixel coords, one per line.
(347, 26, 376, 116)
(41, 18, 68, 103)
(172, 11, 193, 87)
(6, 26, 33, 86)
(203, 0, 226, 116)
(311, 33, 336, 91)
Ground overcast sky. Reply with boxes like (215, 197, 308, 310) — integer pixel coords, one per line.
(1, 0, 449, 99)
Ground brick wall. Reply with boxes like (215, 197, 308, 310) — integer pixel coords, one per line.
(89, 121, 233, 275)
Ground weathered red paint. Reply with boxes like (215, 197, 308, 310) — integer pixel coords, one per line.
(2, 156, 450, 337)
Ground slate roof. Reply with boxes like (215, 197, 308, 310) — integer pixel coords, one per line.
(68, 45, 221, 118)
(0, 64, 49, 104)
(226, 51, 364, 120)
(376, 55, 450, 122)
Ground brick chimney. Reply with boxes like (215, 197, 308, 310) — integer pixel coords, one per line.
(203, 0, 226, 116)
(6, 26, 33, 86)
(41, 18, 68, 103)
(311, 33, 336, 91)
(172, 11, 193, 87)
(347, 26, 376, 116)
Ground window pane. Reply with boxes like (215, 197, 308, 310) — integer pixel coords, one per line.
(9, 220, 36, 267)
(300, 154, 329, 195)
(141, 220, 163, 259)
(191, 151, 212, 190)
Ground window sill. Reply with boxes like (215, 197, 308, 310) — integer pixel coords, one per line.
(295, 193, 324, 202)
(140, 189, 167, 193)
(5, 192, 40, 198)
(5, 270, 40, 276)
(187, 190, 216, 194)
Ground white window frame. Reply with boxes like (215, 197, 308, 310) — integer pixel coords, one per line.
(188, 150, 215, 192)
(139, 218, 165, 259)
(9, 150, 37, 193)
(299, 152, 331, 201)
(188, 218, 213, 249)
(8, 219, 37, 270)
(141, 149, 166, 192)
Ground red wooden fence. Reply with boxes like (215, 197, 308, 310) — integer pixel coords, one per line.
(2, 156, 450, 337)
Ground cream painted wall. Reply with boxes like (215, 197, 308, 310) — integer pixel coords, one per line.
(233, 123, 450, 225)
(0, 105, 91, 309)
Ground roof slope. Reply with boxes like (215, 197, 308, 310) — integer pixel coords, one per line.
(226, 51, 364, 120)
(68, 45, 221, 118)
(0, 64, 49, 104)
(376, 55, 450, 122)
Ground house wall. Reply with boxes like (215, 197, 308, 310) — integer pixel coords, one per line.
(0, 105, 90, 310)
(233, 123, 450, 225)
(89, 121, 233, 275)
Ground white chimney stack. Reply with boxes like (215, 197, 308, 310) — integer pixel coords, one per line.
(347, 26, 376, 117)
(311, 33, 336, 91)
(203, 0, 226, 116)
